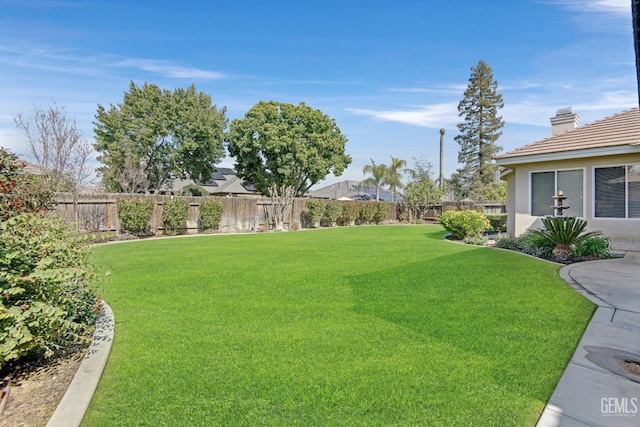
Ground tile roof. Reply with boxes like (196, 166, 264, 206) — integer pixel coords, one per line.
(495, 107, 640, 161)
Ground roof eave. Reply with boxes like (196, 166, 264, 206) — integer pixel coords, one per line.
(495, 145, 640, 167)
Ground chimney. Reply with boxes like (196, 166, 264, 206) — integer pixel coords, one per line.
(550, 107, 579, 136)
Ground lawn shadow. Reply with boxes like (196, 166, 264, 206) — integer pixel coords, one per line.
(345, 247, 591, 403)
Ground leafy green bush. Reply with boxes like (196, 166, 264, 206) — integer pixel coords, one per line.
(1, 148, 54, 219)
(305, 199, 326, 227)
(340, 202, 359, 226)
(358, 202, 377, 224)
(182, 184, 209, 197)
(496, 233, 554, 258)
(572, 235, 612, 258)
(439, 209, 490, 239)
(486, 214, 507, 232)
(0, 213, 98, 367)
(324, 201, 342, 226)
(162, 197, 189, 235)
(534, 217, 601, 260)
(199, 199, 223, 231)
(464, 233, 488, 246)
(117, 198, 154, 236)
(373, 202, 391, 224)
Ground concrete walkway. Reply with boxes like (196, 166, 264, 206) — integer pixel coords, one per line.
(537, 252, 640, 426)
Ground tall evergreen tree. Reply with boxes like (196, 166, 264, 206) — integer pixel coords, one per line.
(454, 60, 504, 199)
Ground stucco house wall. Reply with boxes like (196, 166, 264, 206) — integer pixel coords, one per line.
(496, 108, 640, 251)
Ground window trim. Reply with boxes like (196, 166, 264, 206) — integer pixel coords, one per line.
(529, 167, 586, 218)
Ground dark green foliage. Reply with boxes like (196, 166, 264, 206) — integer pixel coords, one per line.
(496, 233, 555, 258)
(0, 214, 97, 367)
(358, 202, 377, 224)
(534, 217, 601, 259)
(182, 184, 209, 197)
(94, 82, 227, 193)
(373, 202, 391, 224)
(572, 235, 612, 258)
(340, 202, 360, 225)
(455, 60, 504, 199)
(227, 101, 351, 197)
(1, 148, 54, 218)
(117, 198, 154, 236)
(323, 201, 342, 226)
(199, 199, 223, 231)
(0, 147, 97, 368)
(305, 199, 326, 226)
(161, 197, 189, 235)
(486, 214, 507, 232)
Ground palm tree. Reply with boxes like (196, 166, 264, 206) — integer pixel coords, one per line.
(385, 156, 408, 202)
(361, 159, 388, 201)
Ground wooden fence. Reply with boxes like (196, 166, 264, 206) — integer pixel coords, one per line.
(54, 193, 399, 235)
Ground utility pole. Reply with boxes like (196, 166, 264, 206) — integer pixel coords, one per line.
(439, 128, 445, 189)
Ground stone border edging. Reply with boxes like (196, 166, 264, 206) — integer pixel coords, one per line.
(46, 301, 114, 427)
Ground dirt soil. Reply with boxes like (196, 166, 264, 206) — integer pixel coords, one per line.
(0, 346, 87, 427)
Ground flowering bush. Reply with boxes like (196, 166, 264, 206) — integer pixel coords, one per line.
(439, 209, 490, 239)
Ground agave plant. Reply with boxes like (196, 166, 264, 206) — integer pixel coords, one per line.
(534, 217, 602, 261)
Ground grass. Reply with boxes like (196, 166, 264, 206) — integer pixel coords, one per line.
(83, 225, 594, 426)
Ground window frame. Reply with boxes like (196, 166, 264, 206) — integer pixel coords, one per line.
(529, 167, 585, 218)
(593, 163, 640, 220)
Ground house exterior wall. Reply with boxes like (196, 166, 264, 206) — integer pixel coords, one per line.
(504, 153, 640, 251)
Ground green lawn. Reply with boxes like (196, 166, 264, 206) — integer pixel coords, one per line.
(84, 225, 594, 426)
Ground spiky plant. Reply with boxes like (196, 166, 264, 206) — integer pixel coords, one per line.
(534, 217, 601, 261)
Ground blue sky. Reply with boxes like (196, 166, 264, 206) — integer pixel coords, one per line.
(0, 0, 636, 188)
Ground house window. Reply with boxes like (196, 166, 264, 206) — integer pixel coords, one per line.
(595, 164, 640, 218)
(531, 169, 584, 217)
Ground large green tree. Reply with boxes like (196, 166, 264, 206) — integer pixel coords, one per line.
(227, 101, 351, 197)
(454, 60, 504, 200)
(94, 82, 227, 194)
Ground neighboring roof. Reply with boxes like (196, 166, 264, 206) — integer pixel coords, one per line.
(309, 180, 402, 201)
(196, 168, 256, 195)
(495, 108, 640, 165)
(23, 161, 44, 175)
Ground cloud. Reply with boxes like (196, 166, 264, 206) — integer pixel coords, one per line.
(346, 103, 458, 128)
(113, 58, 226, 80)
(546, 0, 630, 16)
(0, 45, 225, 81)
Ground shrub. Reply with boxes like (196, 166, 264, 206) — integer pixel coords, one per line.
(358, 202, 377, 224)
(486, 214, 507, 232)
(182, 184, 209, 197)
(1, 148, 55, 219)
(324, 201, 342, 226)
(534, 217, 601, 260)
(199, 199, 223, 231)
(373, 202, 391, 224)
(572, 235, 612, 258)
(439, 209, 490, 239)
(0, 213, 98, 367)
(305, 199, 326, 227)
(162, 197, 189, 235)
(340, 202, 360, 226)
(496, 233, 554, 258)
(464, 233, 489, 246)
(117, 198, 154, 236)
